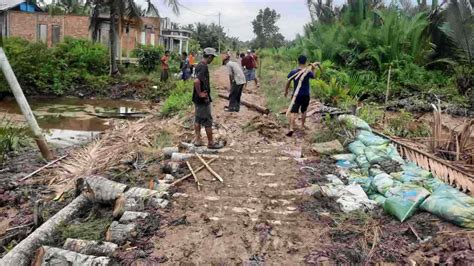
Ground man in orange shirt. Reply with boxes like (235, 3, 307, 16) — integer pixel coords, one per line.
(189, 51, 196, 78)
(160, 50, 170, 82)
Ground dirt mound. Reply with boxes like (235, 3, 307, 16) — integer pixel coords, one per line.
(244, 115, 284, 140)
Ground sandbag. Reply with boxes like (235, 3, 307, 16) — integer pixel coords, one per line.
(348, 141, 366, 156)
(338, 115, 372, 132)
(348, 173, 373, 194)
(372, 173, 399, 196)
(355, 155, 370, 174)
(336, 184, 377, 212)
(383, 184, 430, 222)
(420, 185, 474, 228)
(364, 144, 391, 165)
(357, 130, 390, 146)
(369, 193, 387, 205)
(369, 167, 385, 177)
(331, 154, 356, 162)
(386, 144, 405, 164)
(336, 160, 358, 169)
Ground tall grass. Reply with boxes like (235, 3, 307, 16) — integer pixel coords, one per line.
(0, 118, 30, 161)
(160, 80, 194, 116)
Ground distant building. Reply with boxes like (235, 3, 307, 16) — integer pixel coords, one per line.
(159, 17, 191, 54)
(0, 0, 161, 60)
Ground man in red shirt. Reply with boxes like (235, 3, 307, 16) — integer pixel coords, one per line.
(241, 50, 259, 88)
(160, 50, 170, 82)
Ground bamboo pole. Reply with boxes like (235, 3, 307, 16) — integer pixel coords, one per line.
(186, 161, 202, 191)
(170, 158, 217, 186)
(286, 69, 309, 117)
(382, 65, 392, 125)
(195, 153, 224, 183)
(0, 48, 54, 160)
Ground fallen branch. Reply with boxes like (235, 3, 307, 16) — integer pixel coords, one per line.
(186, 161, 202, 191)
(170, 158, 217, 187)
(218, 93, 269, 114)
(195, 153, 224, 183)
(1, 195, 90, 265)
(20, 154, 68, 181)
(62, 238, 118, 257)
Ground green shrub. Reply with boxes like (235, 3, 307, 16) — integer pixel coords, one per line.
(385, 110, 431, 138)
(0, 118, 30, 161)
(160, 80, 194, 116)
(357, 103, 384, 126)
(134, 45, 164, 73)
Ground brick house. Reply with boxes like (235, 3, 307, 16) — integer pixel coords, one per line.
(0, 0, 161, 59)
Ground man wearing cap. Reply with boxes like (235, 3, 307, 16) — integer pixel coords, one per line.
(222, 53, 246, 112)
(193, 47, 224, 149)
(241, 50, 259, 88)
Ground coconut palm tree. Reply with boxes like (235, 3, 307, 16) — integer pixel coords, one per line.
(87, 0, 180, 76)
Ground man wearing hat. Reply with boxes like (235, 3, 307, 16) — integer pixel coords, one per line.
(193, 47, 224, 149)
(222, 53, 246, 112)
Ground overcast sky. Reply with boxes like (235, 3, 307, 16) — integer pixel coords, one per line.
(151, 0, 326, 41)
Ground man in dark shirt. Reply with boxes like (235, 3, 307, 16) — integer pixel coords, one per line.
(193, 47, 223, 149)
(284, 55, 319, 137)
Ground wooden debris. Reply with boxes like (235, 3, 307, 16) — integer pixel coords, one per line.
(171, 158, 217, 187)
(33, 246, 111, 266)
(20, 154, 68, 181)
(105, 221, 137, 245)
(195, 153, 224, 183)
(62, 238, 118, 257)
(112, 187, 168, 218)
(78, 175, 128, 203)
(1, 195, 90, 265)
(186, 161, 202, 191)
(119, 211, 150, 224)
(162, 147, 179, 158)
(217, 93, 270, 114)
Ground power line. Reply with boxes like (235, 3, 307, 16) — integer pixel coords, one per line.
(176, 3, 219, 17)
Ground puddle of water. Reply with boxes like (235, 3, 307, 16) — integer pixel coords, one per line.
(0, 97, 148, 147)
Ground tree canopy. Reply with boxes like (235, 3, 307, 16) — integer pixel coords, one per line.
(251, 7, 285, 48)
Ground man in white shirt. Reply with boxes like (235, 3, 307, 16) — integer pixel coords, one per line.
(222, 53, 246, 112)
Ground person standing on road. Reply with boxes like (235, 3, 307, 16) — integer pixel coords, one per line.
(251, 49, 260, 87)
(181, 52, 191, 80)
(241, 50, 259, 88)
(284, 55, 319, 137)
(193, 47, 224, 149)
(222, 53, 246, 112)
(160, 50, 170, 82)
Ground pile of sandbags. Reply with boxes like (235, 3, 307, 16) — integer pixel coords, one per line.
(333, 115, 474, 228)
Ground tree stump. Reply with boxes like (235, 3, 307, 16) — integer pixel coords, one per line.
(119, 211, 149, 224)
(105, 222, 136, 245)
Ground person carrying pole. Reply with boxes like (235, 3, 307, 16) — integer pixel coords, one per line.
(284, 55, 320, 137)
(222, 53, 246, 112)
(192, 47, 224, 149)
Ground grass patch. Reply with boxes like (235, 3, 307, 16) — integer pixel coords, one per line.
(0, 118, 30, 161)
(153, 130, 173, 148)
(160, 80, 194, 116)
(57, 216, 113, 242)
(384, 110, 431, 138)
(357, 103, 384, 127)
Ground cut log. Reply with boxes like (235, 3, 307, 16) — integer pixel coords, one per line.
(105, 221, 136, 245)
(171, 152, 219, 161)
(119, 211, 149, 224)
(162, 147, 179, 158)
(112, 187, 169, 217)
(179, 142, 230, 155)
(218, 93, 270, 114)
(0, 195, 90, 266)
(78, 175, 128, 203)
(63, 238, 118, 257)
(33, 246, 111, 266)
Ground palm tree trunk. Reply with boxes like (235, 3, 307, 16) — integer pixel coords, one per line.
(109, 3, 120, 76)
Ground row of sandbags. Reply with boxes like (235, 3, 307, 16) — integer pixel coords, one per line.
(334, 115, 474, 229)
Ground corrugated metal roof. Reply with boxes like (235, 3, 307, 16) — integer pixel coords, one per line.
(0, 0, 25, 11)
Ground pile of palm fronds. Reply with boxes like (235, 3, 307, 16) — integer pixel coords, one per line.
(43, 115, 182, 197)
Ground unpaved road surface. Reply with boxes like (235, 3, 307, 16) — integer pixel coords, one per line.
(152, 67, 322, 264)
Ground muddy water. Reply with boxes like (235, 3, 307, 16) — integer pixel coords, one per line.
(0, 97, 148, 147)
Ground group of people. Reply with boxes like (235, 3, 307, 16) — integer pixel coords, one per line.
(160, 47, 318, 150)
(159, 50, 199, 82)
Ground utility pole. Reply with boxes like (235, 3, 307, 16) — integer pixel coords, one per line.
(0, 48, 54, 161)
(218, 12, 221, 53)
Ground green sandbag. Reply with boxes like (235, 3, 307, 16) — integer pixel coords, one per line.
(383, 184, 431, 222)
(369, 167, 385, 177)
(338, 115, 372, 132)
(386, 144, 405, 164)
(357, 130, 389, 146)
(369, 193, 387, 205)
(422, 178, 445, 193)
(364, 144, 390, 165)
(372, 173, 399, 195)
(348, 175, 373, 194)
(348, 141, 366, 156)
(331, 154, 356, 162)
(401, 163, 433, 180)
(355, 155, 370, 172)
(420, 185, 474, 229)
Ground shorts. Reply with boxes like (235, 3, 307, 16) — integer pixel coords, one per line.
(194, 103, 213, 128)
(160, 69, 169, 81)
(290, 95, 310, 113)
(244, 68, 256, 81)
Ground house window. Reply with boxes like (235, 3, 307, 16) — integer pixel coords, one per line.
(150, 33, 155, 46)
(52, 25, 61, 45)
(140, 31, 146, 45)
(38, 24, 47, 43)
